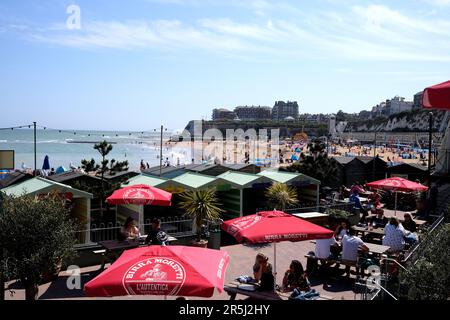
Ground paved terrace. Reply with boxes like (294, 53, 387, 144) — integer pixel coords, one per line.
(5, 241, 359, 300)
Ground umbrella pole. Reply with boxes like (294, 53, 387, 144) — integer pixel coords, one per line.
(394, 191, 397, 216)
(273, 242, 277, 292)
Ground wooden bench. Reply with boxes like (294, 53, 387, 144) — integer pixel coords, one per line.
(304, 254, 357, 267)
(224, 281, 334, 301)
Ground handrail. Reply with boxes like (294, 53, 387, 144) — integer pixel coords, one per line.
(403, 213, 445, 263)
(381, 257, 408, 272)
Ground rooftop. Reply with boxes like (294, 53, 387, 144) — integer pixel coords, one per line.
(121, 174, 167, 187)
(258, 170, 320, 185)
(217, 171, 271, 189)
(1, 177, 93, 199)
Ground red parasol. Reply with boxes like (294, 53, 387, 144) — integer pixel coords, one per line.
(366, 177, 428, 193)
(221, 210, 333, 283)
(422, 80, 450, 110)
(106, 184, 171, 206)
(84, 245, 229, 298)
(366, 177, 428, 215)
(222, 210, 333, 244)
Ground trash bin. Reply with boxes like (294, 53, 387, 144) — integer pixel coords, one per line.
(207, 230, 221, 250)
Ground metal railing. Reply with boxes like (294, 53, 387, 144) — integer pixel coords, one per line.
(74, 216, 195, 244)
(256, 203, 355, 215)
(142, 216, 195, 237)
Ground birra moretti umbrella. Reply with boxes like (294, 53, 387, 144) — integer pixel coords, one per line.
(84, 245, 229, 298)
(366, 177, 428, 215)
(221, 210, 333, 286)
(106, 184, 172, 206)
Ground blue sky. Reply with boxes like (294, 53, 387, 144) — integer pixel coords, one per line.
(1, 0, 450, 131)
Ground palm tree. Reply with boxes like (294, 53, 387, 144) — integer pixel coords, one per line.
(265, 182, 298, 211)
(178, 189, 224, 242)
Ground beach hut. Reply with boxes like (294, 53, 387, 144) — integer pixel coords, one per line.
(143, 165, 188, 179)
(158, 172, 219, 193)
(334, 156, 387, 187)
(387, 163, 428, 182)
(1, 177, 93, 244)
(257, 170, 321, 208)
(216, 171, 273, 219)
(222, 163, 261, 174)
(0, 171, 33, 189)
(184, 163, 230, 176)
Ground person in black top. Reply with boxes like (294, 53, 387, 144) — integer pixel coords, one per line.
(370, 208, 388, 228)
(145, 218, 162, 245)
(282, 260, 310, 292)
(252, 253, 274, 291)
(403, 213, 417, 233)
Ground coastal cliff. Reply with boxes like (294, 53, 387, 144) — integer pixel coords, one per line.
(344, 109, 446, 132)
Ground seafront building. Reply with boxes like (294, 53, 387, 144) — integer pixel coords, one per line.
(212, 108, 237, 121)
(272, 101, 299, 121)
(234, 105, 272, 121)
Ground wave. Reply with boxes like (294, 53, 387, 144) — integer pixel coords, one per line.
(37, 140, 62, 144)
(0, 140, 7, 143)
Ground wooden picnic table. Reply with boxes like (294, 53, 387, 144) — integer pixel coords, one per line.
(343, 197, 369, 203)
(96, 236, 178, 270)
(292, 212, 329, 226)
(223, 281, 334, 301)
(367, 214, 426, 226)
(97, 239, 141, 270)
(310, 240, 390, 256)
(364, 242, 391, 256)
(352, 225, 385, 238)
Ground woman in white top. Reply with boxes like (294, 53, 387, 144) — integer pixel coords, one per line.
(335, 220, 349, 241)
(119, 217, 141, 241)
(382, 217, 406, 252)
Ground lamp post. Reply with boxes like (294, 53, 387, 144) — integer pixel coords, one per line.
(373, 131, 377, 180)
(159, 125, 167, 177)
(33, 121, 37, 176)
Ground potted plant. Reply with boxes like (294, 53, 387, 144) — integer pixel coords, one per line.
(265, 182, 298, 211)
(179, 189, 224, 248)
(0, 192, 77, 300)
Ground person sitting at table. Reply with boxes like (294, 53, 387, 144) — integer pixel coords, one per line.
(282, 260, 310, 292)
(314, 236, 340, 283)
(118, 217, 140, 241)
(349, 190, 368, 223)
(402, 213, 418, 245)
(382, 217, 406, 253)
(341, 227, 369, 278)
(334, 220, 350, 241)
(369, 208, 388, 228)
(145, 218, 164, 245)
(253, 253, 274, 291)
(368, 190, 381, 209)
(350, 182, 365, 195)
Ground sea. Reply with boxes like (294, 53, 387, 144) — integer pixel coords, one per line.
(0, 129, 190, 172)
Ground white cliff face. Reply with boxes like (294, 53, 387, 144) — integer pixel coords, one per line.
(344, 110, 445, 132)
